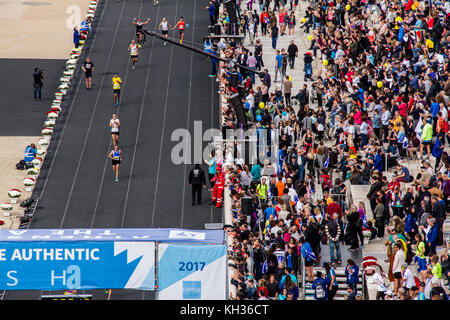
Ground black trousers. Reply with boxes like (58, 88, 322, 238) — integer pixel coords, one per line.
(328, 285, 339, 300)
(192, 184, 202, 204)
(375, 218, 385, 237)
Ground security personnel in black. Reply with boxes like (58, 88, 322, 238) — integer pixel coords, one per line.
(189, 164, 206, 205)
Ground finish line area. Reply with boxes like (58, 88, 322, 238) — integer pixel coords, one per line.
(2, 0, 221, 299)
(0, 228, 226, 300)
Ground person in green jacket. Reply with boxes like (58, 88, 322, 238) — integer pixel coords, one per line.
(256, 177, 268, 205)
(420, 118, 433, 160)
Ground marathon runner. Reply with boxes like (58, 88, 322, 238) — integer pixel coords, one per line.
(172, 17, 187, 44)
(159, 17, 172, 46)
(112, 73, 122, 107)
(128, 39, 139, 70)
(109, 145, 122, 182)
(81, 57, 94, 90)
(109, 113, 120, 147)
(132, 17, 150, 47)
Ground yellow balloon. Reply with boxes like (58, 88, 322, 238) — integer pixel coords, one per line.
(301, 17, 306, 23)
(411, 4, 417, 10)
(345, 4, 351, 11)
(377, 81, 383, 88)
(323, 60, 328, 66)
(307, 35, 313, 41)
(259, 102, 265, 109)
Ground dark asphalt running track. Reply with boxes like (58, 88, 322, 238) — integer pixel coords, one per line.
(4, 0, 220, 300)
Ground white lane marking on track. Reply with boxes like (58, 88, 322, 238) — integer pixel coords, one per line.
(33, 0, 111, 224)
(180, 0, 196, 229)
(211, 75, 214, 224)
(90, 0, 147, 228)
(119, 2, 162, 228)
(59, 0, 128, 228)
(32, 0, 112, 301)
(150, 0, 179, 228)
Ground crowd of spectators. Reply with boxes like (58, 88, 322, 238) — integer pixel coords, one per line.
(209, 0, 450, 300)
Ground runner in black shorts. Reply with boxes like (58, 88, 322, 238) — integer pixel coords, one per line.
(172, 17, 187, 44)
(159, 17, 171, 46)
(81, 57, 94, 89)
(109, 145, 122, 182)
(132, 17, 150, 47)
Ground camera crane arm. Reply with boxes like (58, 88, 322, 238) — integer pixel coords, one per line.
(143, 29, 265, 77)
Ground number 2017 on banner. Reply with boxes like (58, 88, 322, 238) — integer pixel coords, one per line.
(178, 262, 205, 271)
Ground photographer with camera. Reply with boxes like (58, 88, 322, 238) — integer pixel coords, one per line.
(33, 68, 44, 101)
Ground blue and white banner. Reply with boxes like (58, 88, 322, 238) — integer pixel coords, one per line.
(0, 229, 224, 244)
(0, 241, 155, 291)
(157, 244, 227, 300)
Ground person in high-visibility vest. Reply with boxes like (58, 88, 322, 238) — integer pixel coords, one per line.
(112, 73, 123, 107)
(211, 166, 225, 207)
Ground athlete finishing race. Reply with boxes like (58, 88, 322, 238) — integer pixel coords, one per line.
(112, 73, 122, 107)
(128, 39, 139, 70)
(159, 17, 172, 46)
(132, 17, 150, 48)
(172, 17, 187, 44)
(109, 145, 122, 182)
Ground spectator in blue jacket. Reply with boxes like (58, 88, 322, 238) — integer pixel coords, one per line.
(312, 271, 328, 300)
(24, 143, 37, 163)
(426, 217, 439, 255)
(345, 259, 359, 293)
(373, 148, 384, 172)
(432, 134, 445, 171)
(300, 237, 315, 283)
(404, 210, 417, 241)
(430, 102, 440, 134)
(73, 26, 81, 48)
(206, 1, 215, 26)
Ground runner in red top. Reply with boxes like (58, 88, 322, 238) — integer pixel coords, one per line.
(172, 17, 186, 44)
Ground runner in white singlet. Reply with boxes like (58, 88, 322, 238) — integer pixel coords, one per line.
(128, 40, 139, 69)
(159, 17, 172, 46)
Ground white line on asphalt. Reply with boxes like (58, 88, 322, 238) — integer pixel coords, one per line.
(90, 0, 146, 228)
(34, 0, 111, 222)
(59, 0, 127, 228)
(180, 0, 196, 229)
(120, 2, 162, 228)
(151, 0, 179, 227)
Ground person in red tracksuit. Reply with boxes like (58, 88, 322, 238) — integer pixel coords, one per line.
(211, 168, 225, 207)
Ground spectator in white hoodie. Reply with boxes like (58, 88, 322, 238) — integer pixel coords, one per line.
(392, 242, 406, 296)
